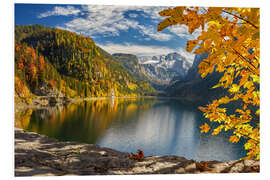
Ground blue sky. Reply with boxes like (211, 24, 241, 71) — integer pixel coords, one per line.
(15, 4, 201, 62)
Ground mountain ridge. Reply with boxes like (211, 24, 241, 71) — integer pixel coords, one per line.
(112, 52, 192, 90)
(164, 53, 225, 104)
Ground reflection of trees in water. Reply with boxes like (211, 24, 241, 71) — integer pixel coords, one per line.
(70, 98, 158, 143)
(15, 98, 158, 144)
(15, 108, 33, 129)
(17, 105, 64, 134)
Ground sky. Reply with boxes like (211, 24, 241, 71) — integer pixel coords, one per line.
(15, 3, 202, 62)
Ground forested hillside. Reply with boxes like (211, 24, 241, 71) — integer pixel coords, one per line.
(15, 24, 156, 104)
(112, 53, 148, 81)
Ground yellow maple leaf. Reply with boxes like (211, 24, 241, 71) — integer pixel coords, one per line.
(229, 84, 240, 93)
(208, 20, 222, 28)
(255, 109, 260, 115)
(212, 125, 224, 135)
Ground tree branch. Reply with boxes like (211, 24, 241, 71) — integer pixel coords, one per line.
(222, 10, 259, 29)
(232, 48, 259, 76)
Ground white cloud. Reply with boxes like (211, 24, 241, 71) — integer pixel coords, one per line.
(139, 6, 168, 20)
(97, 42, 195, 63)
(98, 43, 176, 57)
(56, 5, 171, 41)
(138, 25, 172, 41)
(38, 6, 81, 18)
(57, 5, 139, 37)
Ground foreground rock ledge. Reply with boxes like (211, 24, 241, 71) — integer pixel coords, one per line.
(15, 128, 259, 176)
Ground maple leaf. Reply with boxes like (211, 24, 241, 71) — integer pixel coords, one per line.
(229, 84, 240, 93)
(212, 125, 224, 135)
(200, 123, 210, 133)
(186, 40, 199, 52)
(138, 149, 144, 161)
(129, 149, 144, 161)
(196, 161, 214, 171)
(229, 135, 240, 143)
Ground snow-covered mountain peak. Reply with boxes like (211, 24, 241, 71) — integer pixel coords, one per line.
(138, 52, 191, 71)
(136, 52, 192, 84)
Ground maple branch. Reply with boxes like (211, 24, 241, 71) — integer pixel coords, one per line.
(230, 22, 248, 25)
(222, 37, 259, 76)
(206, 97, 260, 144)
(220, 117, 260, 144)
(234, 128, 260, 144)
(240, 45, 260, 63)
(222, 10, 259, 29)
(232, 48, 259, 76)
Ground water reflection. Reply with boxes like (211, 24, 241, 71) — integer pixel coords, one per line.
(15, 98, 247, 161)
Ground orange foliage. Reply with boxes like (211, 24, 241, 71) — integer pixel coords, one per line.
(27, 60, 37, 79)
(39, 56, 45, 71)
(49, 79, 56, 89)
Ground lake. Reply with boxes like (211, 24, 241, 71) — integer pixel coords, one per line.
(15, 97, 247, 162)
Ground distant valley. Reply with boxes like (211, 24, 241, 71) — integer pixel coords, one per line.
(113, 52, 224, 104)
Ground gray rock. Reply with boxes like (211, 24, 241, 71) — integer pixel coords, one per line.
(15, 128, 260, 176)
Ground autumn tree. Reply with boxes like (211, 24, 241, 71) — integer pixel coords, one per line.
(158, 7, 259, 160)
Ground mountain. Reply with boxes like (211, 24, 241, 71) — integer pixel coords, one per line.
(14, 24, 156, 104)
(112, 52, 192, 91)
(112, 53, 148, 81)
(137, 52, 192, 85)
(165, 53, 225, 104)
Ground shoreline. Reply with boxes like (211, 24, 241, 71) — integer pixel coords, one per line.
(15, 128, 260, 176)
(15, 95, 159, 109)
(15, 95, 206, 111)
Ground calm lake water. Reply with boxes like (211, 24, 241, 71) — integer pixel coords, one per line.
(15, 97, 247, 162)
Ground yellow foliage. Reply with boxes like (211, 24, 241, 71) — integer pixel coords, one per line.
(186, 40, 199, 52)
(158, 7, 260, 160)
(230, 135, 240, 143)
(127, 83, 138, 91)
(212, 125, 224, 135)
(229, 84, 240, 93)
(200, 123, 210, 133)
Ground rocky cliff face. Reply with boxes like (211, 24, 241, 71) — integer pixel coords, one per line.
(112, 52, 192, 88)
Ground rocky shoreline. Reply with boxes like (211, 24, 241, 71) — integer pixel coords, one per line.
(15, 128, 260, 176)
